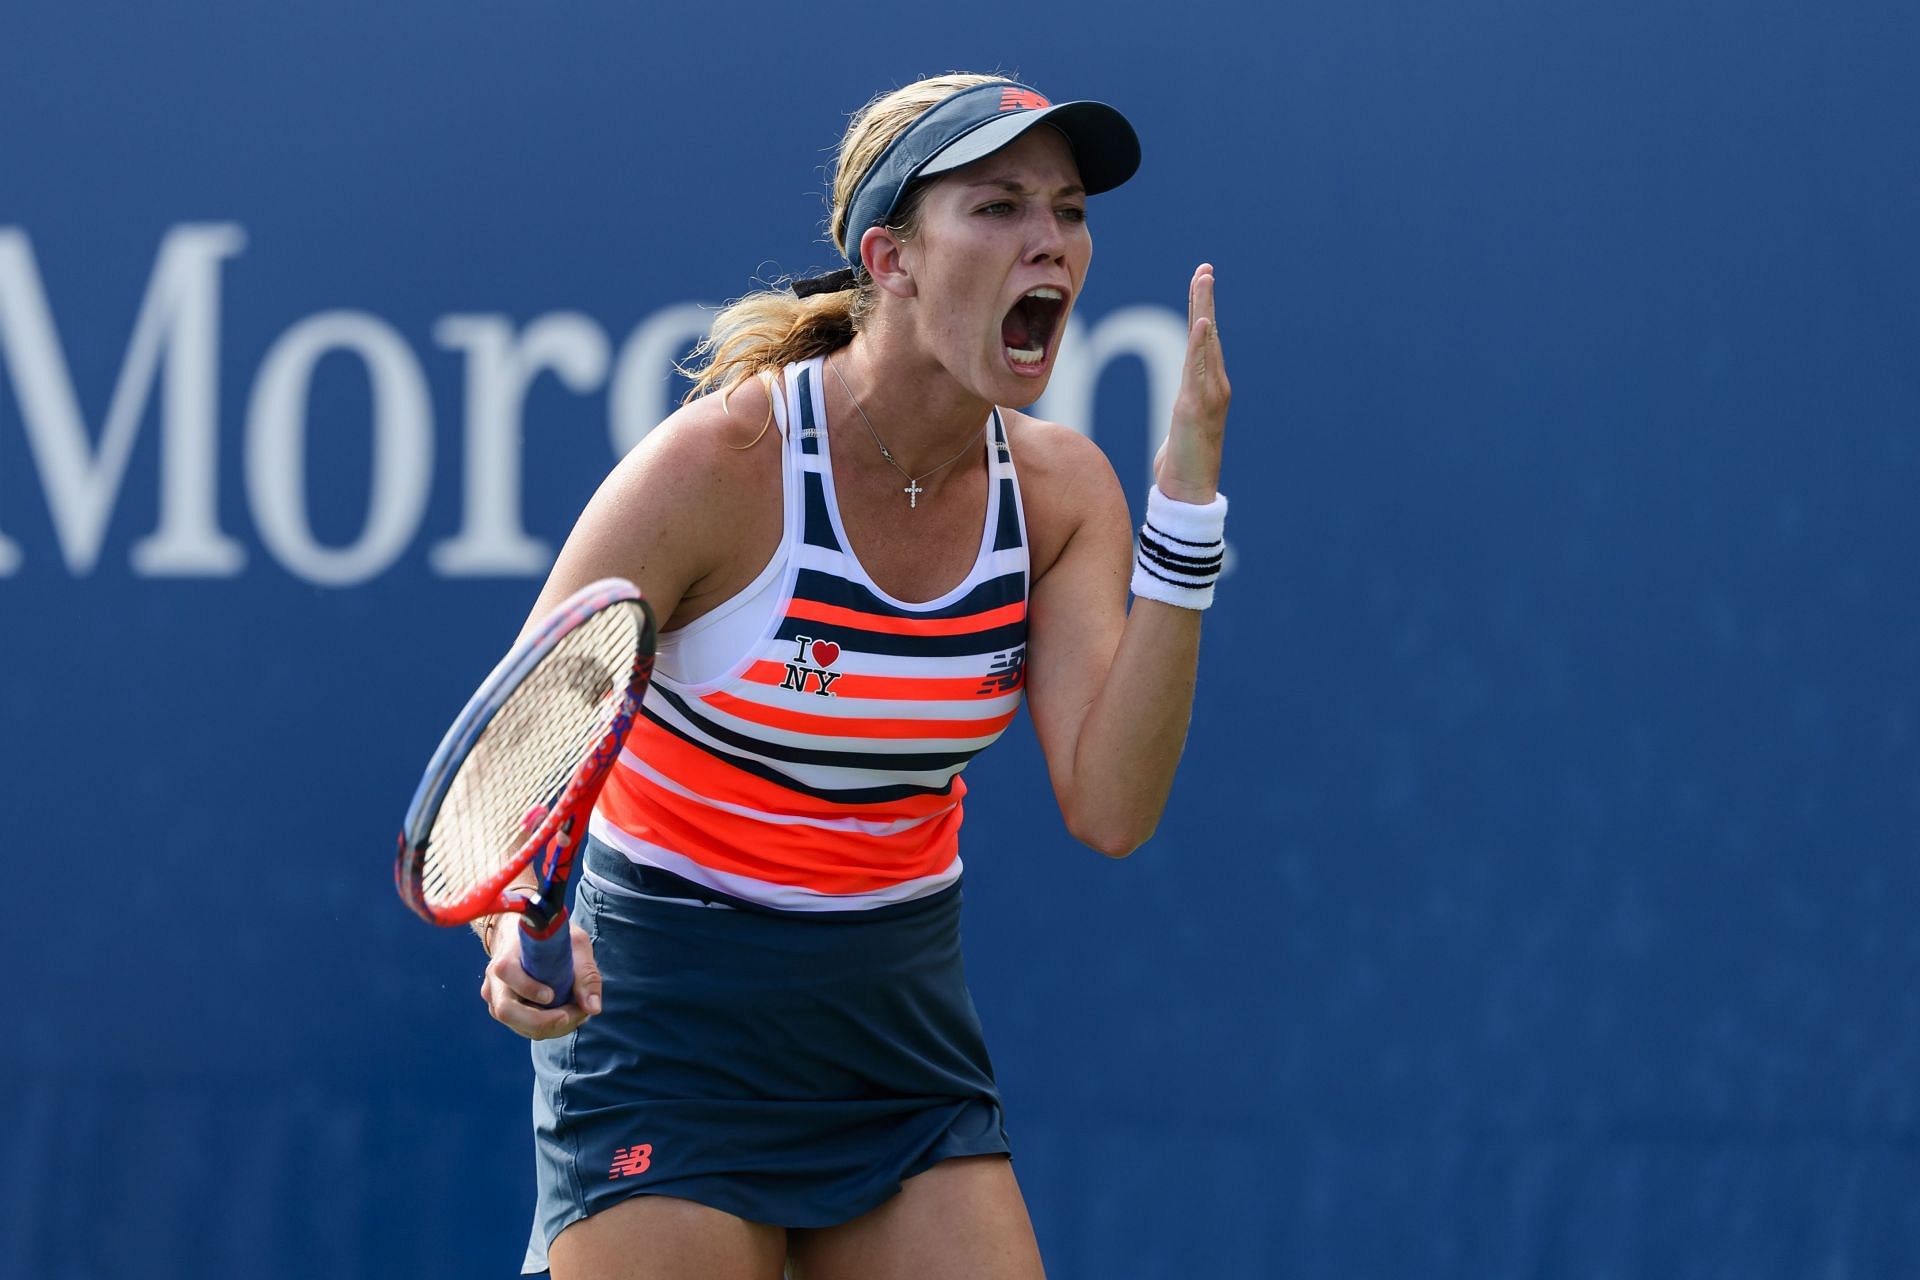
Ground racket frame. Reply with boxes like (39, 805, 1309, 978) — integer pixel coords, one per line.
(394, 578, 656, 936)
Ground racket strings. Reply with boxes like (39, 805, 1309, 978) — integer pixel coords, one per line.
(419, 602, 643, 908)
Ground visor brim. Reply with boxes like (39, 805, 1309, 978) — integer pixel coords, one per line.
(918, 100, 1141, 196)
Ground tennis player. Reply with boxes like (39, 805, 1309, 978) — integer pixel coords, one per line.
(476, 73, 1230, 1279)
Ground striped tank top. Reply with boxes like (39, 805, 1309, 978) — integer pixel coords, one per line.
(588, 356, 1030, 912)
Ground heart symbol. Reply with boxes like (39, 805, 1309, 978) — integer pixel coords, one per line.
(810, 639, 840, 667)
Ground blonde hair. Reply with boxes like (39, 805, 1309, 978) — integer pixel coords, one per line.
(680, 72, 1013, 404)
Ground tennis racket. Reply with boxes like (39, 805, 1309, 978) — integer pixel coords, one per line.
(395, 577, 657, 1008)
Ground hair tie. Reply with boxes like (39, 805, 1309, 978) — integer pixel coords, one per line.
(791, 267, 860, 298)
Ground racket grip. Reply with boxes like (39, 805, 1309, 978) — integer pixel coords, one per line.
(517, 914, 575, 1009)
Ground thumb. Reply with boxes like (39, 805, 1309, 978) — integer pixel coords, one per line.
(1188, 316, 1211, 374)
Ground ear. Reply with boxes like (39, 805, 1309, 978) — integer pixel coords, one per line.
(860, 225, 918, 300)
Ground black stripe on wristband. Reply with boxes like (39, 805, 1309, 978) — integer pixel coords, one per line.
(1139, 532, 1225, 574)
(1134, 558, 1217, 590)
(1139, 557, 1220, 585)
(1136, 547, 1219, 584)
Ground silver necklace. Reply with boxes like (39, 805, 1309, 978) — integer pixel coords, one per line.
(828, 355, 984, 509)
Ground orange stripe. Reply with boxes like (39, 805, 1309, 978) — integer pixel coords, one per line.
(742, 660, 1022, 701)
(701, 689, 1019, 741)
(598, 766, 962, 894)
(786, 597, 1025, 637)
(616, 719, 964, 822)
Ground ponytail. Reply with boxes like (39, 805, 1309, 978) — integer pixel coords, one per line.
(679, 286, 858, 404)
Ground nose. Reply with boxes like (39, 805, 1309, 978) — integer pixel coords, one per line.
(1027, 212, 1069, 265)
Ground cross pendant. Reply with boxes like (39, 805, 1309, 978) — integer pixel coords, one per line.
(904, 480, 923, 508)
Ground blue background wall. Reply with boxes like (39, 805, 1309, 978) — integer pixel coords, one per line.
(3, 1, 1916, 1276)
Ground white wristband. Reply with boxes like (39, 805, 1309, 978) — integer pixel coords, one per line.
(1131, 486, 1228, 610)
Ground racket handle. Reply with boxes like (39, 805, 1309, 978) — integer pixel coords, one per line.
(517, 914, 575, 1009)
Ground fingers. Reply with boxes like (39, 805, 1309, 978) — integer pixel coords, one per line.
(1186, 303, 1212, 371)
(1187, 263, 1216, 333)
(479, 921, 601, 1041)
(1183, 265, 1224, 380)
(1183, 313, 1226, 402)
(495, 935, 555, 1005)
(1183, 266, 1228, 392)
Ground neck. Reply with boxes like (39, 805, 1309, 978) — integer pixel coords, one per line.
(832, 327, 994, 472)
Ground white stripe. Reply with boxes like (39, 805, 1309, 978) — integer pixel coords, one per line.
(616, 750, 955, 836)
(587, 814, 964, 912)
(792, 542, 1027, 583)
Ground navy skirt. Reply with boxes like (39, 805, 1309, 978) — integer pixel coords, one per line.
(521, 839, 1009, 1273)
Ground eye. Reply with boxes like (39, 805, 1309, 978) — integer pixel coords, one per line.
(1057, 205, 1088, 225)
(976, 200, 1015, 217)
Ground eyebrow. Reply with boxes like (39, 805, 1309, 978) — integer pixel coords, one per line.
(964, 178, 1088, 198)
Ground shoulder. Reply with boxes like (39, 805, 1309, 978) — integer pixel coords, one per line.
(600, 374, 785, 524)
(1000, 408, 1112, 480)
(631, 373, 783, 477)
(577, 373, 785, 615)
(1001, 408, 1130, 582)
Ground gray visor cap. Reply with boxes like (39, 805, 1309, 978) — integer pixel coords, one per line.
(917, 99, 1141, 192)
(841, 83, 1141, 265)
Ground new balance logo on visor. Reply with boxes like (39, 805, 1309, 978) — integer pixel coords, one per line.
(609, 1144, 652, 1179)
(1000, 88, 1050, 112)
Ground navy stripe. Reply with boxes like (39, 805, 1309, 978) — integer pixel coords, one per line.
(653, 686, 985, 772)
(802, 471, 840, 550)
(774, 616, 1026, 658)
(796, 366, 820, 456)
(1139, 558, 1222, 582)
(792, 567, 1024, 621)
(641, 707, 966, 806)
(992, 476, 1022, 552)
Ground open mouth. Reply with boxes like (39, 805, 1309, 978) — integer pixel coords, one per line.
(1001, 287, 1066, 369)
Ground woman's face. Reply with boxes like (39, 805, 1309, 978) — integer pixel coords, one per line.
(894, 126, 1092, 404)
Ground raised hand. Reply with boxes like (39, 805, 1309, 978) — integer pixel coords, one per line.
(1154, 263, 1231, 503)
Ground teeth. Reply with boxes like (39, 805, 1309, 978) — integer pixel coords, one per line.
(1008, 288, 1061, 367)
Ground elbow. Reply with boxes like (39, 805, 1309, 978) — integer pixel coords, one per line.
(1067, 813, 1157, 860)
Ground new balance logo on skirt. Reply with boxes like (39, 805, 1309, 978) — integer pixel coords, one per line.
(609, 1144, 653, 1179)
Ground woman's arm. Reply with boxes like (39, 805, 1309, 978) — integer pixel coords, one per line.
(1023, 265, 1231, 856)
(477, 376, 784, 1037)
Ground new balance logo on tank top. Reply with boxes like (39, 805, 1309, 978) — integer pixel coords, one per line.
(589, 357, 1030, 911)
